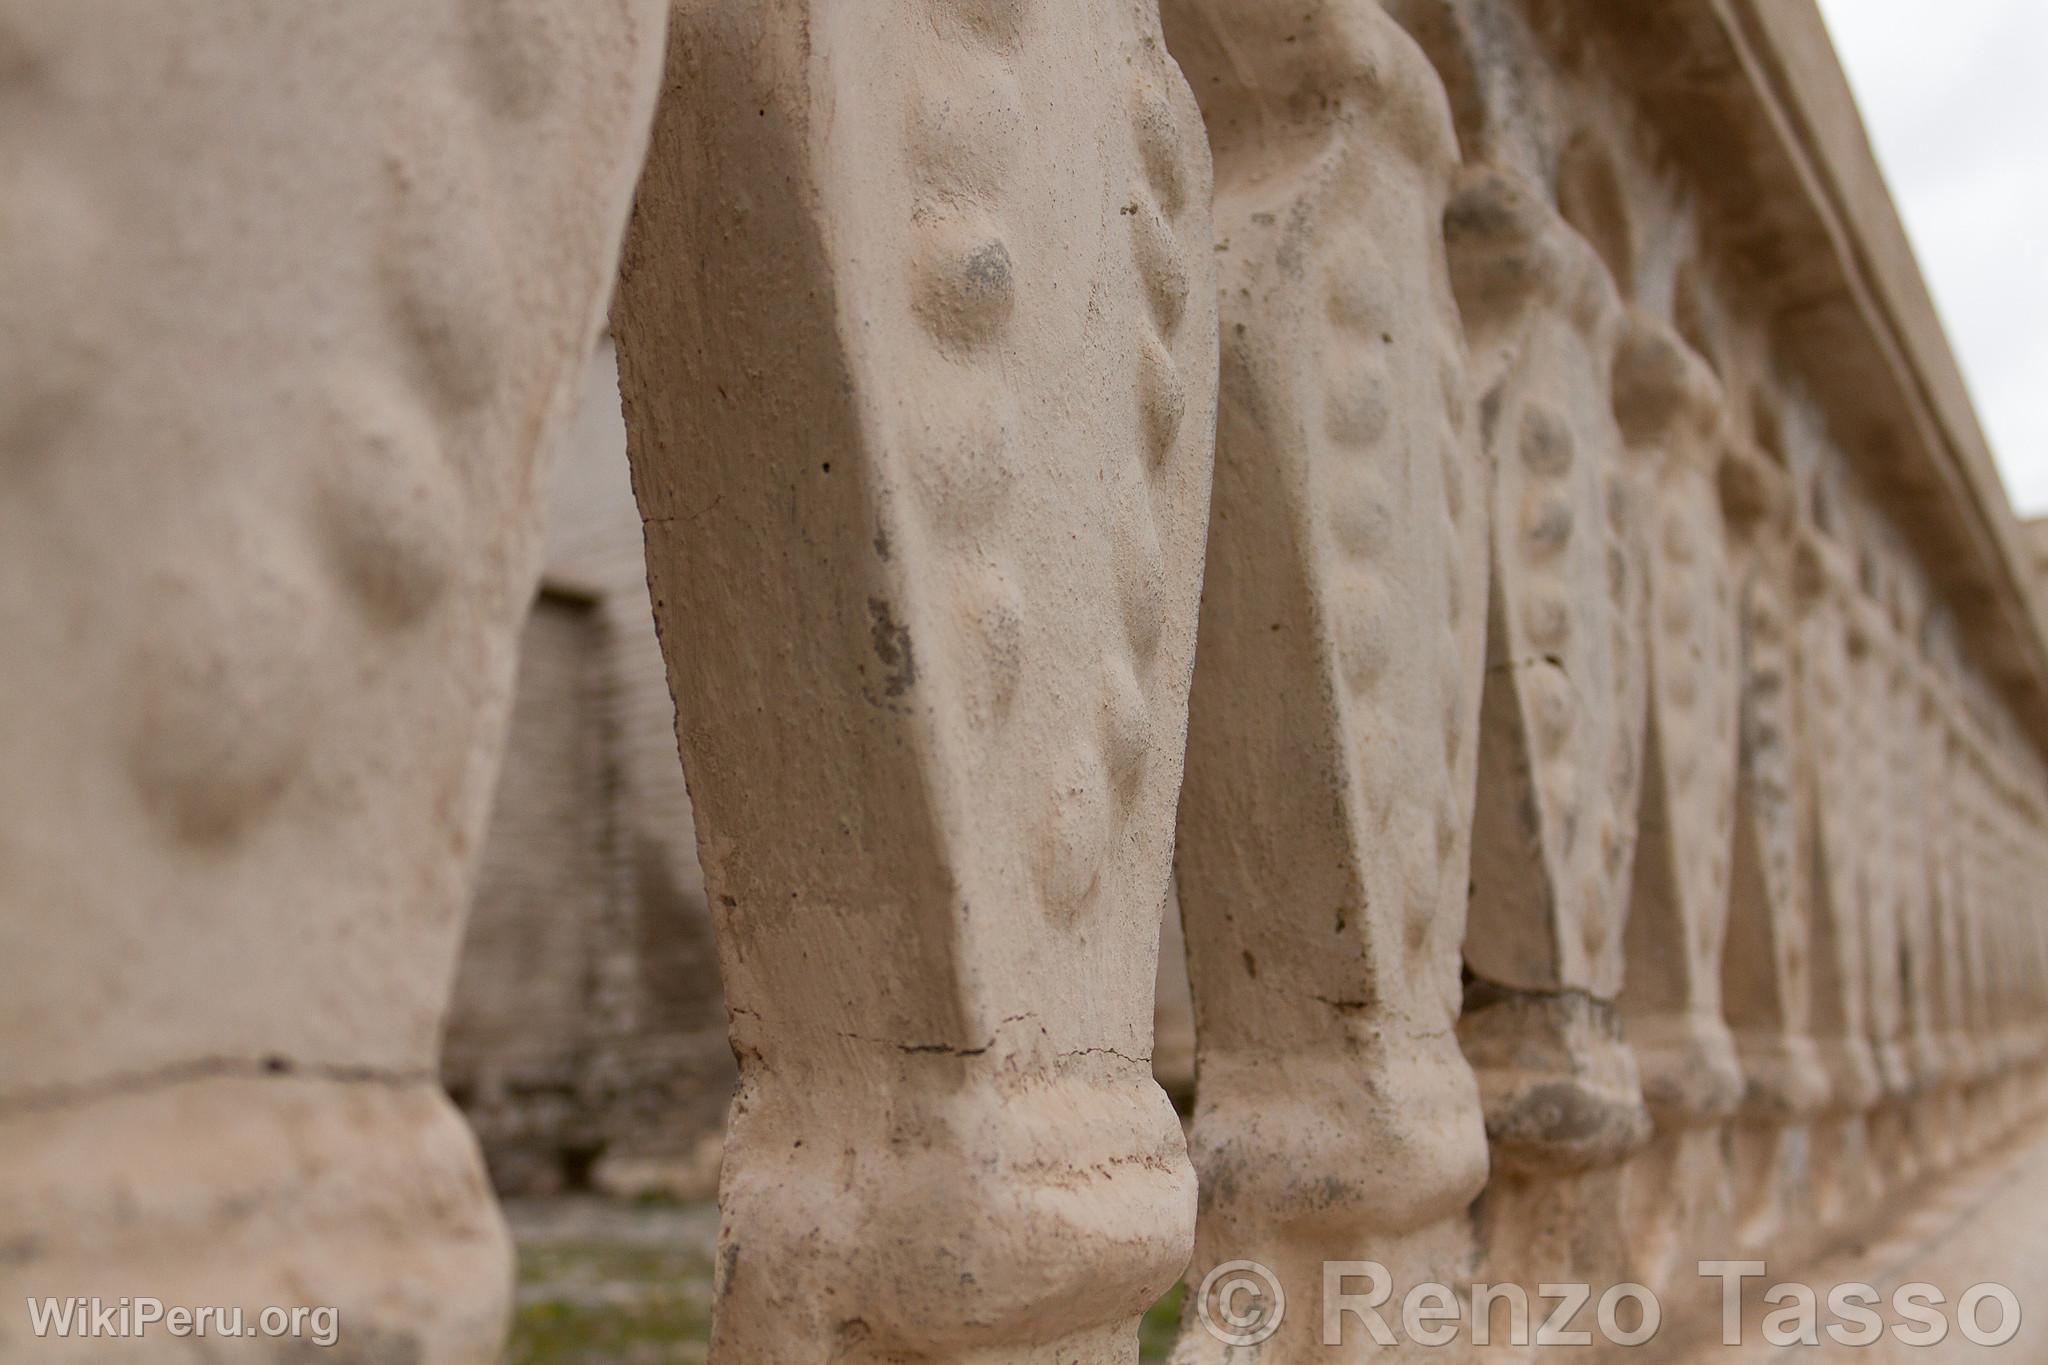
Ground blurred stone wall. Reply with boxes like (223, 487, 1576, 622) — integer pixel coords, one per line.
(443, 340, 733, 1198)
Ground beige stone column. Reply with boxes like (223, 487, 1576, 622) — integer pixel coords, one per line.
(1987, 772, 2048, 1104)
(1890, 650, 1955, 1170)
(1606, 314, 1745, 1290)
(1844, 590, 1920, 1188)
(1916, 678, 1982, 1163)
(1611, 312, 1743, 1131)
(1445, 164, 1652, 1186)
(0, 2, 666, 1359)
(1714, 450, 1832, 1252)
(2021, 790, 2048, 1096)
(1975, 774, 2021, 1122)
(1430, 159, 1655, 1303)
(1844, 604, 1912, 1181)
(1795, 533, 1887, 1216)
(610, 2, 1215, 1358)
(1953, 734, 2004, 1117)
(1160, 1, 1491, 1350)
(1916, 667, 2015, 1162)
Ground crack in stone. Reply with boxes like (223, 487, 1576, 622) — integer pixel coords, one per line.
(0, 1056, 439, 1121)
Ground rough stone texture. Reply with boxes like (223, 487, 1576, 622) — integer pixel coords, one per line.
(610, 1, 1217, 1358)
(1445, 151, 1652, 1191)
(8, 0, 2048, 1359)
(448, 344, 1204, 1202)
(1161, 1, 1490, 1353)
(0, 0, 666, 1357)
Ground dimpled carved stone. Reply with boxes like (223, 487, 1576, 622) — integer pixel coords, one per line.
(1849, 595, 1915, 1119)
(1795, 531, 1891, 1221)
(1718, 447, 1830, 1129)
(1612, 311, 1743, 1132)
(1885, 644, 1947, 1124)
(1797, 539, 1885, 1089)
(0, 0, 667, 1357)
(1912, 682, 1972, 1162)
(1161, 0, 1490, 1346)
(610, 2, 1215, 1357)
(1446, 166, 1653, 1177)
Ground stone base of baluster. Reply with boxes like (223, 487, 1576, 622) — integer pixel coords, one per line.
(0, 1073, 510, 1364)
(708, 1061, 1194, 1363)
(1628, 1009, 1744, 1131)
(1460, 987, 1652, 1178)
(1170, 1040, 1487, 1361)
(1872, 1038, 1917, 1101)
(1730, 1029, 1832, 1125)
(1810, 1034, 1885, 1117)
(1188, 1039, 1490, 1241)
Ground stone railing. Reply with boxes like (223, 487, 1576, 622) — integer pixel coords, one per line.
(4, 0, 2046, 1362)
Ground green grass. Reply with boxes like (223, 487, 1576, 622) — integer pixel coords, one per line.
(505, 1224, 1185, 1363)
(506, 1240, 714, 1365)
(1140, 1282, 1187, 1361)
(507, 1296, 710, 1365)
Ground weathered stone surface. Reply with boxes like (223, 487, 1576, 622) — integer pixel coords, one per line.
(1426, 16, 1655, 1183)
(1161, 0, 1491, 1349)
(7, 0, 2048, 1359)
(611, 1, 1216, 1356)
(0, 0, 666, 1355)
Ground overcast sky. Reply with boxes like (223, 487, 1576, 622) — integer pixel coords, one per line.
(1816, 0, 2048, 517)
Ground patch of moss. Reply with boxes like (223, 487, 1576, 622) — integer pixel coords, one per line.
(1140, 1282, 1185, 1362)
(506, 1223, 1189, 1363)
(507, 1293, 710, 1364)
(508, 1240, 713, 1364)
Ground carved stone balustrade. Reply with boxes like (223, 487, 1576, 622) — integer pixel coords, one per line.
(5, 0, 2048, 1362)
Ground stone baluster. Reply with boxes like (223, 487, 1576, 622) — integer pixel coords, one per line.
(1954, 735, 2002, 1118)
(1991, 762, 2038, 1106)
(1374, 18, 1656, 1246)
(1715, 442, 1833, 1249)
(1979, 776, 2019, 1118)
(1159, 1, 1491, 1350)
(1607, 313, 1743, 1288)
(1851, 593, 1915, 1128)
(1430, 157, 1658, 1296)
(1917, 682, 1975, 1162)
(1893, 646, 1955, 1169)
(2020, 785, 2048, 1084)
(1794, 530, 1887, 1217)
(1990, 775, 2040, 1096)
(1609, 314, 1744, 1119)
(2023, 789, 2048, 1096)
(0, 4, 666, 1358)
(1445, 165, 1652, 1191)
(1851, 591, 1918, 1185)
(609, 2, 1217, 1358)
